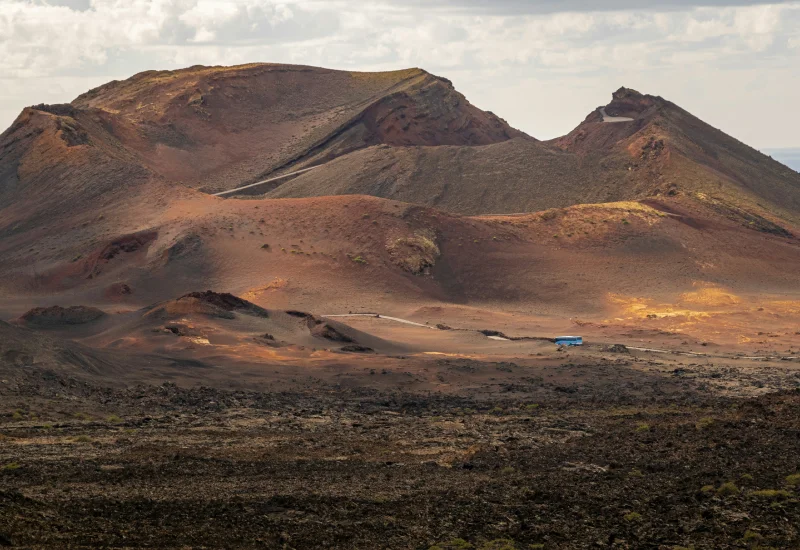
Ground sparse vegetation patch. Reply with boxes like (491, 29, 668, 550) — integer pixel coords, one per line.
(387, 229, 440, 275)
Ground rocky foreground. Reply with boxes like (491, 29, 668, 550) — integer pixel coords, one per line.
(1, 370, 799, 549)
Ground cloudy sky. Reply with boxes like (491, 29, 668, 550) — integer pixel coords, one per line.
(2, 0, 800, 152)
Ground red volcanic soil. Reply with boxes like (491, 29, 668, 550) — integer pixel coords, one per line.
(551, 88, 800, 223)
(0, 191, 797, 354)
(104, 282, 133, 300)
(263, 86, 800, 228)
(0, 64, 799, 359)
(69, 64, 526, 192)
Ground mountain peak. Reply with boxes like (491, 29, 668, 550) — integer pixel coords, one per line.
(612, 86, 643, 100)
(606, 87, 660, 119)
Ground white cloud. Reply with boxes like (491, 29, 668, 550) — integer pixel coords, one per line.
(180, 0, 242, 27)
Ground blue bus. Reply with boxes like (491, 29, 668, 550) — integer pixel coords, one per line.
(555, 336, 583, 346)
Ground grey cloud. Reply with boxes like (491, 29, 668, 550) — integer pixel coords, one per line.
(186, 9, 337, 45)
(32, 0, 92, 10)
(414, 0, 795, 14)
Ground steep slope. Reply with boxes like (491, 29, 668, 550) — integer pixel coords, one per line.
(265, 138, 613, 215)
(5, 65, 797, 226)
(259, 86, 800, 225)
(0, 104, 159, 231)
(0, 63, 529, 254)
(70, 63, 527, 192)
(553, 87, 800, 223)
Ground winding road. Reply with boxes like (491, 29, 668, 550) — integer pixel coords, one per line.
(214, 166, 321, 197)
(320, 314, 798, 361)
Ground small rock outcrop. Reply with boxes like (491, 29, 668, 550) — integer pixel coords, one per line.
(178, 291, 270, 318)
(19, 305, 106, 326)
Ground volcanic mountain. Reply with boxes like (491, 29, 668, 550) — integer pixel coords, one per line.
(0, 63, 525, 228)
(69, 64, 526, 190)
(2, 64, 797, 222)
(0, 63, 798, 334)
(268, 87, 800, 226)
(552, 87, 800, 222)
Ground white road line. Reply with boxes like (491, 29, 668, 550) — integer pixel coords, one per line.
(627, 346, 678, 353)
(322, 314, 437, 329)
(214, 166, 321, 197)
(627, 346, 708, 357)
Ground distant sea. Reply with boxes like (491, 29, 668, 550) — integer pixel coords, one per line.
(763, 148, 800, 172)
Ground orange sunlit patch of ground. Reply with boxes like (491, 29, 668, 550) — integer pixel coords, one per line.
(679, 283, 741, 307)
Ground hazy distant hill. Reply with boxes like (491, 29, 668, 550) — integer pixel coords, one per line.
(763, 148, 800, 172)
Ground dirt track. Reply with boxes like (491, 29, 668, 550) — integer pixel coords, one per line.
(213, 165, 321, 197)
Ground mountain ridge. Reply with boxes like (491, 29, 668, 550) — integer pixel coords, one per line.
(0, 63, 798, 315)
(2, 66, 798, 224)
(67, 63, 528, 193)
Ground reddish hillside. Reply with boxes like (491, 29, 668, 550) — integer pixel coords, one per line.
(258, 85, 800, 228)
(0, 104, 160, 231)
(4, 67, 797, 227)
(552, 87, 800, 223)
(1, 65, 798, 339)
(0, 63, 529, 301)
(69, 64, 527, 192)
(1, 190, 797, 319)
